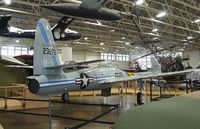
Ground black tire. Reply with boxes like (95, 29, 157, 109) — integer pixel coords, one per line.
(62, 92, 69, 102)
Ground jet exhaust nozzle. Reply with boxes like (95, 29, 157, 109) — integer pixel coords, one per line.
(28, 79, 40, 94)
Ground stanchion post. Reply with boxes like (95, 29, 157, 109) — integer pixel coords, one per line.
(133, 81, 137, 95)
(186, 80, 189, 94)
(22, 87, 26, 108)
(4, 88, 8, 110)
(150, 79, 153, 101)
(49, 99, 52, 129)
(145, 81, 148, 96)
(116, 104, 119, 117)
(93, 91, 96, 96)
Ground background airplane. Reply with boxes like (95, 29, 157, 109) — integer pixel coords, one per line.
(42, 0, 121, 21)
(24, 18, 196, 103)
(0, 53, 30, 85)
(0, 15, 81, 41)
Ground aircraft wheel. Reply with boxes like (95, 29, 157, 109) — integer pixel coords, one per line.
(62, 92, 69, 102)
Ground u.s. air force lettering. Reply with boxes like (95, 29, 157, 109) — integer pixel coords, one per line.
(75, 73, 94, 89)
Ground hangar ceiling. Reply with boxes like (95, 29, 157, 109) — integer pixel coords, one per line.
(0, 0, 200, 54)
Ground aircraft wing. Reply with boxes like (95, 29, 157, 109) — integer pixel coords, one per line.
(80, 0, 108, 10)
(75, 59, 105, 65)
(45, 59, 105, 69)
(100, 69, 195, 84)
(0, 55, 27, 65)
(5, 65, 33, 69)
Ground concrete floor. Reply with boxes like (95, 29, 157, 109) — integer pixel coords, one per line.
(0, 95, 150, 129)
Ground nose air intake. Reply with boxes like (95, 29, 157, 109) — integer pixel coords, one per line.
(28, 79, 40, 94)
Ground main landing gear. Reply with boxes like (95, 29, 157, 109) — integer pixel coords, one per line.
(62, 92, 69, 102)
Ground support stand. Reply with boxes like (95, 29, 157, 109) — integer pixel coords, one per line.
(48, 99, 52, 129)
(150, 79, 153, 101)
(186, 80, 189, 94)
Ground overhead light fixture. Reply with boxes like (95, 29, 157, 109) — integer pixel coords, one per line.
(84, 37, 88, 40)
(147, 33, 157, 36)
(102, 47, 105, 50)
(96, 20, 102, 25)
(15, 39, 19, 43)
(153, 37, 158, 40)
(152, 28, 158, 32)
(83, 21, 105, 27)
(115, 40, 124, 43)
(136, 0, 144, 5)
(110, 29, 115, 32)
(100, 42, 104, 45)
(135, 47, 139, 49)
(116, 50, 119, 51)
(122, 37, 125, 39)
(183, 43, 188, 45)
(156, 11, 166, 18)
(3, 0, 11, 5)
(125, 42, 130, 45)
(194, 19, 200, 23)
(187, 36, 193, 40)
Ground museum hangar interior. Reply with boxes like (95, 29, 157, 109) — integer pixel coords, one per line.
(0, 0, 200, 129)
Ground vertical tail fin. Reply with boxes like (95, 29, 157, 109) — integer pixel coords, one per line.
(34, 18, 60, 75)
(150, 56, 161, 73)
(0, 15, 11, 32)
(51, 16, 74, 32)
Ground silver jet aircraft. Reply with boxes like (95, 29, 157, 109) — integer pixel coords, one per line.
(27, 18, 195, 102)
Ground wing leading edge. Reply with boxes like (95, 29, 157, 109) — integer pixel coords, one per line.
(100, 69, 195, 84)
(45, 59, 105, 69)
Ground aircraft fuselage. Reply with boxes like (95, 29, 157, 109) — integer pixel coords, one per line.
(43, 3, 121, 21)
(28, 67, 127, 96)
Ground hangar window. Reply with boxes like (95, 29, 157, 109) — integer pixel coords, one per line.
(101, 53, 129, 61)
(8, 46, 14, 56)
(1, 46, 8, 55)
(28, 50, 34, 55)
(137, 56, 152, 69)
(125, 55, 129, 61)
(1, 46, 29, 56)
(111, 54, 115, 60)
(157, 52, 182, 57)
(15, 47, 21, 55)
(117, 54, 122, 61)
(107, 53, 111, 60)
(21, 47, 28, 55)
